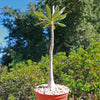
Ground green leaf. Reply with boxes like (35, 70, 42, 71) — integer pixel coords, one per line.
(34, 11, 48, 20)
(52, 6, 60, 19)
(38, 18, 44, 21)
(34, 21, 46, 26)
(55, 5, 59, 11)
(55, 22, 66, 27)
(46, 5, 51, 18)
(54, 13, 67, 22)
(43, 23, 50, 29)
(59, 7, 66, 15)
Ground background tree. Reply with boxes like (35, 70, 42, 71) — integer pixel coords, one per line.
(2, 47, 12, 66)
(1, 3, 48, 66)
(1, 0, 100, 66)
(44, 0, 100, 53)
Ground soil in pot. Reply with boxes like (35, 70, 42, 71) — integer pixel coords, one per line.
(34, 84, 70, 100)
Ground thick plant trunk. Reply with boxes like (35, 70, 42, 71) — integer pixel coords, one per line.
(48, 5, 55, 90)
(48, 23, 55, 90)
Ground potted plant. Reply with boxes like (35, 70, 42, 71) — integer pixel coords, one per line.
(34, 5, 70, 100)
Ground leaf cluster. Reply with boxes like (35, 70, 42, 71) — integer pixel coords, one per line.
(34, 5, 67, 29)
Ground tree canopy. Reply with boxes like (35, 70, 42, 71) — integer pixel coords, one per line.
(1, 0, 100, 66)
(1, 3, 48, 65)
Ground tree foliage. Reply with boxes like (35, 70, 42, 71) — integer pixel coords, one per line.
(1, 0, 100, 66)
(1, 3, 48, 65)
(44, 0, 100, 53)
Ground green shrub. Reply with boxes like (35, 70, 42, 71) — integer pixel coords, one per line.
(62, 40, 100, 99)
(0, 40, 100, 99)
(8, 94, 16, 100)
(0, 60, 46, 100)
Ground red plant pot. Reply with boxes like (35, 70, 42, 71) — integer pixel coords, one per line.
(34, 86, 70, 100)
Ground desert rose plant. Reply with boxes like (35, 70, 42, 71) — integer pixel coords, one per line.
(34, 5, 67, 90)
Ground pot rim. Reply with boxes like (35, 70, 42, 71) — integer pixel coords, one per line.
(34, 84, 70, 96)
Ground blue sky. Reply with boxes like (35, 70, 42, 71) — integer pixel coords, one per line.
(0, 0, 39, 58)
